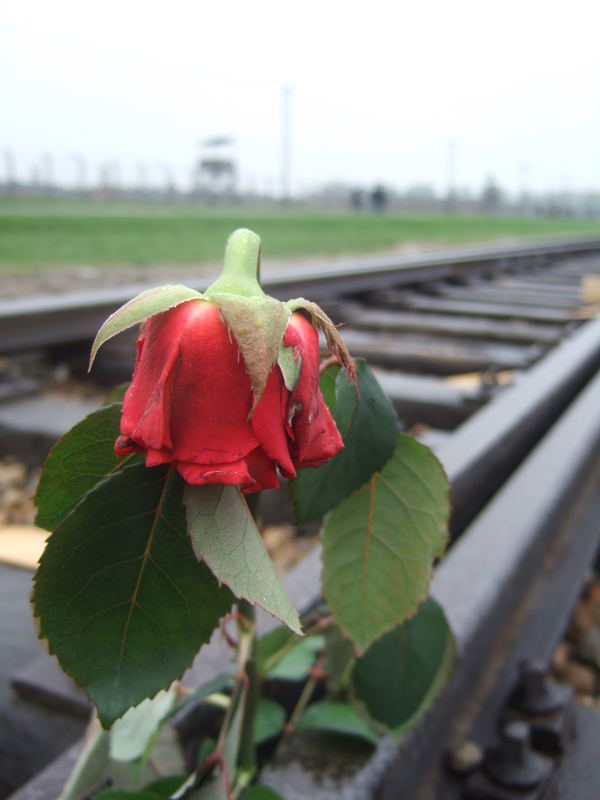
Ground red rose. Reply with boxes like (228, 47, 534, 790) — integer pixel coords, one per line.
(115, 299, 343, 493)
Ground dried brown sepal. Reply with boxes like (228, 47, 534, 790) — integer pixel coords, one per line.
(285, 298, 358, 395)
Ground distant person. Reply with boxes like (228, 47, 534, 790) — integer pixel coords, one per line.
(370, 184, 387, 213)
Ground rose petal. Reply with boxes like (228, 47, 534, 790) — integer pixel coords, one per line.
(241, 447, 280, 494)
(145, 447, 173, 467)
(284, 313, 343, 468)
(121, 300, 259, 464)
(252, 368, 296, 477)
(170, 303, 260, 462)
(175, 447, 278, 493)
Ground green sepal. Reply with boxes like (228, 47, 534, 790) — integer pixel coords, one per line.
(204, 228, 264, 299)
(207, 292, 290, 412)
(202, 229, 295, 410)
(277, 339, 301, 391)
(285, 297, 357, 390)
(89, 284, 203, 369)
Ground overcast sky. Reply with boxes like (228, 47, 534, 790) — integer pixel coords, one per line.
(1, 0, 599, 197)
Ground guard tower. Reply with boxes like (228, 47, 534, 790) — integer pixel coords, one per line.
(194, 136, 237, 199)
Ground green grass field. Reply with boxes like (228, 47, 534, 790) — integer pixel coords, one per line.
(1, 198, 599, 270)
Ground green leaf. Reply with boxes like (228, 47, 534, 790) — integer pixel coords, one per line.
(322, 434, 449, 654)
(256, 628, 324, 681)
(184, 484, 301, 634)
(33, 464, 233, 727)
(35, 403, 141, 531)
(318, 363, 340, 413)
(110, 688, 178, 762)
(143, 776, 189, 797)
(93, 791, 161, 800)
(291, 360, 398, 524)
(351, 598, 455, 732)
(254, 698, 286, 744)
(267, 635, 324, 681)
(89, 284, 203, 369)
(240, 787, 285, 800)
(256, 627, 296, 677)
(57, 717, 109, 800)
(324, 625, 355, 693)
(207, 293, 290, 411)
(296, 701, 379, 746)
(176, 673, 233, 711)
(105, 383, 130, 404)
(110, 716, 186, 792)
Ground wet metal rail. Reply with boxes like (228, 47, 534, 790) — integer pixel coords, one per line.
(4, 236, 600, 799)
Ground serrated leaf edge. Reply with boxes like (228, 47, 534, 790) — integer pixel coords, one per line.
(34, 403, 139, 532)
(32, 465, 218, 729)
(348, 602, 456, 735)
(321, 434, 450, 655)
(183, 485, 302, 635)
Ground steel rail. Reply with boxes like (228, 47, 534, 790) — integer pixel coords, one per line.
(5, 237, 600, 798)
(2, 236, 600, 354)
(11, 313, 600, 800)
(259, 334, 600, 800)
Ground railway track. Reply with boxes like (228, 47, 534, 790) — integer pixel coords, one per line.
(3, 235, 600, 799)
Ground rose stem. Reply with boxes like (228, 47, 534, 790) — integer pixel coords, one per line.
(236, 491, 261, 773)
(274, 653, 326, 757)
(236, 599, 259, 773)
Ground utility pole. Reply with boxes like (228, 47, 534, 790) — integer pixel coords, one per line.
(518, 162, 530, 214)
(280, 85, 293, 205)
(446, 137, 457, 212)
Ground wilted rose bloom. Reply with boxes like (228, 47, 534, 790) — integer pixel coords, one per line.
(115, 299, 343, 493)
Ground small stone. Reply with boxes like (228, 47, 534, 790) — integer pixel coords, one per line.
(552, 642, 571, 676)
(576, 627, 600, 670)
(569, 601, 595, 639)
(0, 461, 26, 491)
(0, 459, 35, 526)
(446, 740, 483, 775)
(586, 583, 600, 626)
(562, 660, 598, 695)
(576, 693, 597, 708)
(3, 487, 24, 509)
